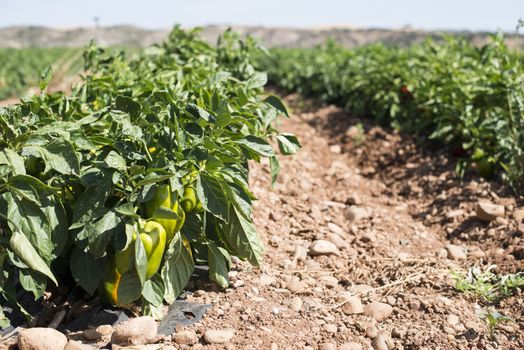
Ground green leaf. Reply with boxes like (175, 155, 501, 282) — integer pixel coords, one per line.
(76, 210, 122, 258)
(19, 268, 47, 299)
(196, 174, 229, 221)
(104, 151, 127, 172)
(237, 135, 275, 157)
(246, 72, 267, 89)
(0, 149, 26, 175)
(207, 242, 229, 288)
(161, 232, 194, 304)
(276, 133, 301, 155)
(70, 247, 107, 295)
(39, 66, 52, 91)
(117, 272, 143, 305)
(264, 95, 289, 118)
(10, 231, 57, 286)
(23, 139, 80, 176)
(115, 95, 141, 118)
(223, 206, 264, 266)
(142, 274, 165, 307)
(134, 235, 148, 286)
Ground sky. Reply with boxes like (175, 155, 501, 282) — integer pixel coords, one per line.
(1, 0, 523, 32)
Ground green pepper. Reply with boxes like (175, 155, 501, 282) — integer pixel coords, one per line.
(145, 184, 185, 243)
(101, 258, 122, 305)
(140, 220, 167, 279)
(180, 186, 203, 213)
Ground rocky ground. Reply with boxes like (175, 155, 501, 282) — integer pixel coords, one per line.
(1, 93, 523, 349)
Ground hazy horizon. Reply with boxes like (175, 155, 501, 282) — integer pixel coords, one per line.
(1, 0, 522, 33)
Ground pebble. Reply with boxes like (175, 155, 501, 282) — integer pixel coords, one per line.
(96, 324, 114, 338)
(329, 145, 342, 154)
(323, 324, 337, 333)
(259, 274, 276, 286)
(340, 342, 363, 350)
(111, 316, 158, 346)
(318, 275, 339, 288)
(291, 296, 303, 312)
(347, 206, 370, 222)
(82, 328, 101, 341)
(173, 330, 198, 345)
(293, 245, 309, 262)
(512, 208, 524, 223)
(64, 340, 97, 350)
(18, 328, 68, 350)
(447, 314, 459, 326)
(371, 334, 388, 350)
(363, 302, 393, 322)
(391, 328, 405, 339)
(476, 201, 505, 221)
(309, 240, 338, 256)
(445, 244, 467, 260)
(286, 280, 308, 294)
(366, 326, 379, 338)
(318, 343, 337, 350)
(341, 296, 364, 315)
(327, 222, 346, 236)
(204, 329, 235, 344)
(327, 233, 349, 250)
(360, 231, 376, 243)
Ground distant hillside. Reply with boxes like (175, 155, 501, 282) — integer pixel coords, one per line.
(1, 25, 523, 49)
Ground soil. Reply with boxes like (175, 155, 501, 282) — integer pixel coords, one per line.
(180, 93, 523, 349)
(1, 92, 523, 349)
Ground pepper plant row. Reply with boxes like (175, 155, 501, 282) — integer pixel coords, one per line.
(0, 27, 299, 318)
(259, 35, 524, 191)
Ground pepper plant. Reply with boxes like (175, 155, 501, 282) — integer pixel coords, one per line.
(0, 26, 299, 318)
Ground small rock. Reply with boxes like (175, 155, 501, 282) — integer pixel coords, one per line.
(96, 324, 114, 337)
(329, 145, 342, 154)
(18, 328, 67, 350)
(323, 324, 337, 333)
(318, 275, 339, 289)
(291, 296, 303, 312)
(512, 208, 524, 223)
(346, 194, 362, 206)
(173, 330, 198, 345)
(447, 314, 459, 326)
(371, 334, 388, 350)
(366, 326, 379, 338)
(309, 240, 338, 256)
(446, 209, 464, 219)
(327, 233, 349, 250)
(193, 290, 206, 297)
(204, 329, 235, 344)
(327, 222, 346, 236)
(259, 274, 276, 286)
(286, 280, 308, 294)
(340, 342, 363, 350)
(445, 244, 467, 260)
(318, 343, 337, 350)
(360, 231, 376, 244)
(111, 316, 158, 346)
(347, 206, 370, 222)
(391, 328, 405, 339)
(341, 296, 364, 315)
(468, 249, 486, 258)
(363, 302, 393, 322)
(293, 245, 308, 262)
(82, 328, 101, 341)
(476, 201, 505, 221)
(64, 340, 98, 350)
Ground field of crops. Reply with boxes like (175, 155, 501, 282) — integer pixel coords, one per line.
(260, 35, 524, 191)
(0, 47, 84, 100)
(0, 26, 523, 350)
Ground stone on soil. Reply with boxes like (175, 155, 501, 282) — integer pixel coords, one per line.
(318, 343, 337, 350)
(327, 222, 346, 236)
(173, 330, 198, 345)
(204, 329, 235, 344)
(371, 334, 388, 350)
(445, 244, 467, 260)
(64, 340, 98, 350)
(18, 328, 68, 350)
(340, 343, 363, 350)
(309, 240, 338, 256)
(476, 201, 504, 221)
(363, 302, 393, 322)
(347, 206, 370, 222)
(327, 233, 349, 250)
(341, 296, 364, 315)
(111, 316, 157, 346)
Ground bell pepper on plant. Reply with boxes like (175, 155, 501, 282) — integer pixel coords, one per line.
(145, 184, 185, 243)
(180, 186, 203, 213)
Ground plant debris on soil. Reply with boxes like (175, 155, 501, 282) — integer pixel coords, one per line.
(1, 93, 523, 349)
